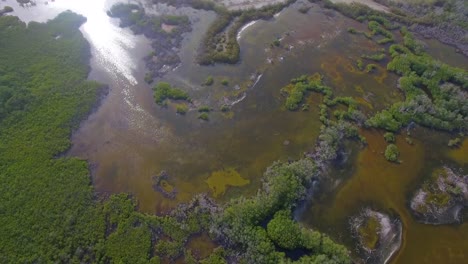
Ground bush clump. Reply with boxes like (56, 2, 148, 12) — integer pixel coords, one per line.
(198, 106, 211, 112)
(204, 76, 214, 86)
(220, 104, 230, 112)
(153, 82, 190, 105)
(384, 144, 400, 162)
(198, 112, 209, 121)
(384, 132, 395, 143)
(176, 104, 189, 115)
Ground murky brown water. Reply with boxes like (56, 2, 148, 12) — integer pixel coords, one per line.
(301, 128, 468, 263)
(70, 1, 377, 213)
(3, 0, 467, 262)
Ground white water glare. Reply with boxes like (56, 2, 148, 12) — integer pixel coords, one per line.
(53, 0, 139, 85)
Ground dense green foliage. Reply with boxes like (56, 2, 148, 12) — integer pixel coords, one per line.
(152, 82, 190, 105)
(0, 12, 104, 262)
(384, 144, 400, 162)
(9, 1, 467, 262)
(215, 159, 350, 263)
(350, 18, 468, 133)
(0, 12, 221, 263)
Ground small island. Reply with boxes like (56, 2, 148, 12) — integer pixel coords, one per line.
(410, 167, 467, 225)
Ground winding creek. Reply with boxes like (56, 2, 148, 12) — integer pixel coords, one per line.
(2, 0, 467, 263)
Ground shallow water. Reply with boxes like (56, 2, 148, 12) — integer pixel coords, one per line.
(69, 1, 388, 213)
(301, 127, 468, 263)
(3, 0, 468, 262)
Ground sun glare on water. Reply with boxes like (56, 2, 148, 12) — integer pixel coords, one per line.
(54, 0, 139, 85)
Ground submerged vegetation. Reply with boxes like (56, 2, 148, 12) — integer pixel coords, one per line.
(357, 215, 380, 250)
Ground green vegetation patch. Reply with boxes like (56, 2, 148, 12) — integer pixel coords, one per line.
(0, 8, 356, 264)
(358, 216, 381, 250)
(384, 132, 395, 143)
(365, 25, 468, 133)
(362, 52, 386, 61)
(205, 168, 250, 198)
(204, 75, 214, 86)
(198, 105, 212, 112)
(176, 103, 189, 115)
(153, 82, 190, 105)
(384, 144, 400, 162)
(198, 112, 209, 121)
(0, 12, 104, 262)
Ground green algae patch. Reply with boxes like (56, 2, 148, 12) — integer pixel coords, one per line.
(160, 180, 175, 194)
(358, 215, 381, 250)
(448, 138, 468, 165)
(205, 168, 250, 198)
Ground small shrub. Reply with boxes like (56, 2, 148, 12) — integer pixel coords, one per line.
(365, 64, 378, 73)
(357, 59, 364, 71)
(220, 105, 230, 112)
(347, 27, 357, 34)
(384, 132, 395, 143)
(221, 79, 229, 86)
(204, 76, 214, 86)
(153, 82, 190, 105)
(198, 106, 211, 112)
(176, 104, 188, 115)
(198, 112, 209, 121)
(384, 144, 400, 162)
(272, 39, 281, 47)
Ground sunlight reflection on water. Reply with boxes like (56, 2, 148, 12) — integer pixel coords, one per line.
(53, 0, 139, 85)
(2, 0, 140, 85)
